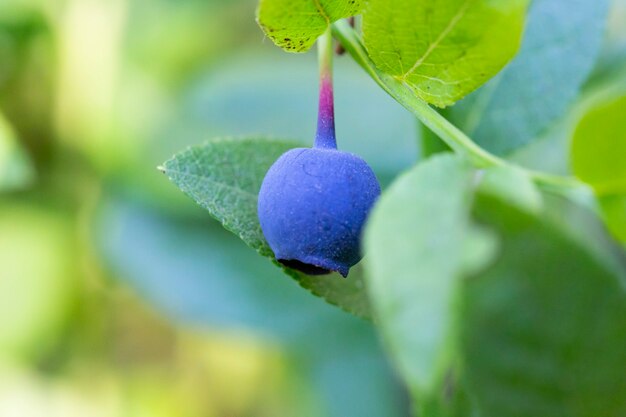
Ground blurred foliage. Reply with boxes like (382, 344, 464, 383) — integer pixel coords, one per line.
(449, 0, 608, 156)
(1, 0, 626, 416)
(0, 0, 408, 416)
(0, 112, 34, 191)
(0, 201, 74, 364)
(572, 95, 626, 194)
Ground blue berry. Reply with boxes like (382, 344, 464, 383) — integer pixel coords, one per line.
(258, 147, 380, 277)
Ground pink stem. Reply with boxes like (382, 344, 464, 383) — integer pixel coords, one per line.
(315, 30, 337, 149)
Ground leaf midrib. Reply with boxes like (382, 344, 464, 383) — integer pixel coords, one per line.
(399, 0, 473, 81)
(164, 168, 259, 201)
(313, 0, 331, 25)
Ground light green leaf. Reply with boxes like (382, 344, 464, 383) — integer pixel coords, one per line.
(570, 95, 626, 244)
(462, 193, 626, 417)
(571, 95, 626, 195)
(478, 165, 543, 214)
(599, 195, 626, 243)
(0, 202, 75, 363)
(0, 113, 35, 192)
(364, 154, 476, 398)
(449, 0, 609, 155)
(362, 0, 529, 107)
(161, 137, 371, 319)
(257, 0, 363, 53)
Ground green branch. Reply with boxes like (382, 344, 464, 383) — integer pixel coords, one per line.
(331, 20, 583, 190)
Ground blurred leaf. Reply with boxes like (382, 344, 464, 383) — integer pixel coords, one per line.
(362, 0, 529, 107)
(125, 0, 226, 89)
(0, 112, 34, 191)
(257, 0, 363, 53)
(570, 94, 626, 243)
(450, 0, 609, 155)
(364, 155, 475, 398)
(305, 340, 409, 417)
(117, 54, 416, 215)
(161, 138, 371, 318)
(96, 195, 406, 417)
(477, 165, 543, 214)
(55, 0, 128, 170)
(180, 54, 416, 182)
(535, 194, 626, 286)
(0, 202, 74, 363)
(462, 193, 626, 417)
(599, 194, 626, 243)
(571, 95, 626, 195)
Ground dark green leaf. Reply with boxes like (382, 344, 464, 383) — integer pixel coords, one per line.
(161, 137, 371, 318)
(162, 138, 289, 256)
(461, 193, 626, 417)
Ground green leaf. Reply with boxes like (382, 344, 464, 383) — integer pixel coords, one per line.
(364, 154, 476, 398)
(257, 0, 363, 53)
(570, 94, 626, 244)
(161, 137, 371, 319)
(362, 0, 529, 107)
(477, 165, 543, 214)
(287, 263, 371, 319)
(162, 138, 288, 257)
(599, 195, 626, 243)
(571, 95, 626, 195)
(0, 202, 75, 363)
(449, 0, 609, 155)
(462, 193, 626, 417)
(0, 113, 35, 192)
(364, 153, 626, 415)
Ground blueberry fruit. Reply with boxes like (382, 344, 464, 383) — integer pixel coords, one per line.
(258, 30, 380, 277)
(258, 147, 380, 277)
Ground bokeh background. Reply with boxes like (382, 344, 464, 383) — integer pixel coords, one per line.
(0, 0, 625, 416)
(0, 0, 415, 416)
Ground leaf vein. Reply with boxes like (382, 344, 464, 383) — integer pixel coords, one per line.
(312, 0, 330, 26)
(399, 0, 472, 81)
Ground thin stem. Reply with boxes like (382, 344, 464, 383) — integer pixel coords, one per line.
(331, 20, 583, 190)
(315, 28, 337, 149)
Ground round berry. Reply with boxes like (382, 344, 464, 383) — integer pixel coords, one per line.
(258, 147, 380, 277)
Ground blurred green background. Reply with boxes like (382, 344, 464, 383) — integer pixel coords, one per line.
(0, 0, 415, 416)
(1, 0, 625, 416)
